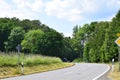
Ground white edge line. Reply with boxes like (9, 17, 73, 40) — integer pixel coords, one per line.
(92, 64, 110, 80)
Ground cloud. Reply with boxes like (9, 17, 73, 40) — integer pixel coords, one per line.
(45, 0, 120, 22)
(0, 0, 12, 17)
(0, 0, 43, 19)
(0, 0, 120, 23)
(12, 0, 43, 12)
(106, 0, 120, 7)
(0, 0, 120, 37)
(45, 0, 98, 22)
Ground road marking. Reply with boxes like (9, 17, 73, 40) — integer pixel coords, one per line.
(93, 64, 110, 80)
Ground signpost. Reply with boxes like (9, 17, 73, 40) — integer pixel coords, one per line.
(16, 44, 24, 75)
(16, 44, 21, 53)
(16, 44, 21, 65)
(115, 37, 120, 71)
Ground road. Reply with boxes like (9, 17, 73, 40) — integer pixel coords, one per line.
(1, 63, 110, 80)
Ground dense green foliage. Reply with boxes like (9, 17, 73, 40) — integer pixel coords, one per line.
(0, 17, 78, 61)
(0, 18, 50, 51)
(4, 27, 25, 51)
(1, 10, 120, 62)
(21, 29, 45, 54)
(73, 10, 120, 62)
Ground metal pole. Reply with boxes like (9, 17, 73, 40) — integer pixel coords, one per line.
(118, 46, 120, 71)
(16, 44, 21, 65)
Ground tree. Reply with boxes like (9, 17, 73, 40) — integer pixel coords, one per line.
(21, 29, 64, 57)
(108, 10, 120, 61)
(21, 29, 44, 54)
(83, 42, 90, 62)
(41, 29, 64, 57)
(73, 25, 79, 38)
(4, 27, 25, 51)
(0, 17, 20, 51)
(62, 37, 76, 61)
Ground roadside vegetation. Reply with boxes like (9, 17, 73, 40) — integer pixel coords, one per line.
(109, 62, 120, 80)
(0, 8, 120, 80)
(0, 52, 73, 78)
(0, 52, 62, 67)
(0, 10, 120, 63)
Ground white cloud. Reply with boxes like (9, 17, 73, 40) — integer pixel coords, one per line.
(44, 0, 120, 22)
(45, 0, 81, 21)
(0, 0, 11, 9)
(12, 0, 43, 12)
(45, 0, 98, 22)
(0, 0, 120, 37)
(31, 0, 43, 12)
(0, 0, 120, 23)
(80, 0, 98, 13)
(106, 0, 120, 7)
(0, 0, 43, 19)
(0, 0, 12, 17)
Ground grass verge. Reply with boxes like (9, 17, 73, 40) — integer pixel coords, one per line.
(108, 62, 120, 80)
(0, 63, 73, 79)
(0, 53, 62, 67)
(0, 52, 74, 79)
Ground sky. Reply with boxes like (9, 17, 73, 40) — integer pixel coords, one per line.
(0, 0, 120, 37)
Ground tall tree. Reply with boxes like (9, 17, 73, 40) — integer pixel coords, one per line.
(21, 29, 64, 57)
(42, 29, 64, 57)
(4, 27, 25, 51)
(0, 18, 18, 51)
(73, 25, 79, 38)
(21, 29, 44, 54)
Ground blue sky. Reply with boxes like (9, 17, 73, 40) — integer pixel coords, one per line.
(0, 0, 120, 37)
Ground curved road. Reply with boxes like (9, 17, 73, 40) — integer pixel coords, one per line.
(1, 63, 110, 80)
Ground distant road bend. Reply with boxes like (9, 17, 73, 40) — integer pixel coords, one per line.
(1, 63, 110, 80)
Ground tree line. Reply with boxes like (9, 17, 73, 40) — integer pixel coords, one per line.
(1, 10, 120, 62)
(0, 17, 79, 61)
(73, 10, 120, 62)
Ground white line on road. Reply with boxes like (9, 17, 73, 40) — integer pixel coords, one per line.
(93, 64, 110, 80)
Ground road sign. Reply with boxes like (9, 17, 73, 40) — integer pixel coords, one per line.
(16, 44, 21, 53)
(117, 33, 120, 37)
(115, 37, 120, 71)
(115, 37, 120, 47)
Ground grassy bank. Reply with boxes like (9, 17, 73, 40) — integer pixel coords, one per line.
(109, 62, 120, 80)
(0, 63, 73, 78)
(0, 53, 62, 67)
(0, 52, 74, 78)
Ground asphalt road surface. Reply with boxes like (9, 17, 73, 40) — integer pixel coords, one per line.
(1, 63, 110, 80)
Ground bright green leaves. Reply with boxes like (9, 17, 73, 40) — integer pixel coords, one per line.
(4, 27, 25, 51)
(21, 29, 44, 54)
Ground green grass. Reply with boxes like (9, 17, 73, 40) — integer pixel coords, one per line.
(0, 52, 74, 78)
(24, 55, 62, 66)
(0, 53, 18, 67)
(0, 52, 62, 67)
(108, 62, 120, 80)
